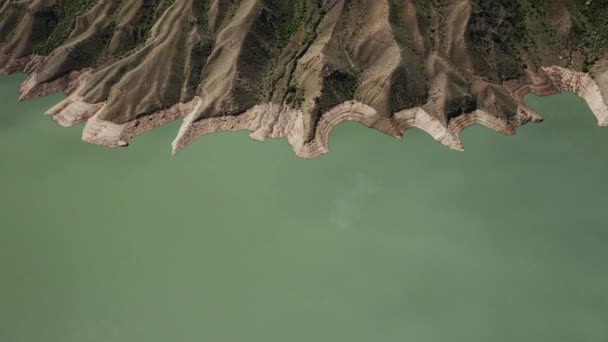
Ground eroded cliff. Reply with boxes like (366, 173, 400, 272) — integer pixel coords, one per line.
(1, 0, 608, 158)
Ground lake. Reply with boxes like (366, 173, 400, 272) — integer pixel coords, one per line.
(1, 73, 607, 342)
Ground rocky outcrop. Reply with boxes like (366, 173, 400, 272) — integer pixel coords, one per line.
(506, 66, 608, 127)
(1, 0, 607, 158)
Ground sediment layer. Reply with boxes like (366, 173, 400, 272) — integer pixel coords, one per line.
(1, 0, 607, 158)
(4, 55, 605, 159)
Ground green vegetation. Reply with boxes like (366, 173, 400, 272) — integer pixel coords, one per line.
(0, 5, 25, 41)
(61, 21, 116, 72)
(139, 0, 175, 43)
(33, 0, 96, 55)
(274, 0, 308, 50)
(389, 66, 429, 112)
(261, 0, 329, 105)
(285, 84, 305, 109)
(464, 0, 607, 74)
(227, 0, 312, 109)
(109, 0, 175, 57)
(571, 0, 608, 69)
(466, 0, 530, 81)
(317, 68, 359, 111)
(216, 1, 240, 33)
(446, 95, 478, 119)
(386, 0, 429, 112)
(387, 0, 417, 51)
(5, 0, 608, 139)
(192, 0, 211, 29)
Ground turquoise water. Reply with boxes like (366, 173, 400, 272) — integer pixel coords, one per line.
(1, 73, 607, 342)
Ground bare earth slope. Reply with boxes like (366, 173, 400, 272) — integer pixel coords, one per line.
(1, 0, 608, 158)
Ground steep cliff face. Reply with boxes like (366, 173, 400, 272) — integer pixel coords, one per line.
(1, 0, 608, 158)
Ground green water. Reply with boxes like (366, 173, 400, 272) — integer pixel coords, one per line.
(1, 73, 607, 342)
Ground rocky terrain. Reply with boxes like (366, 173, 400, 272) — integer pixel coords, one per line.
(1, 0, 607, 158)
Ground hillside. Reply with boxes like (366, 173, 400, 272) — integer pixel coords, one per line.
(1, 0, 608, 158)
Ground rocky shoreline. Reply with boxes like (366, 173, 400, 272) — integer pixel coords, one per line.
(2, 49, 608, 159)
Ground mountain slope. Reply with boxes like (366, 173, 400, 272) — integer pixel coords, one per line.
(1, 0, 608, 158)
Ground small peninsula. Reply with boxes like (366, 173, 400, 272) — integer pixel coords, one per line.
(1, 0, 608, 158)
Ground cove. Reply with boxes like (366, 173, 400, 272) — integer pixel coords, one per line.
(1, 73, 607, 342)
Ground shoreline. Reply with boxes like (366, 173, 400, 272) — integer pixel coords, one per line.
(2, 50, 608, 159)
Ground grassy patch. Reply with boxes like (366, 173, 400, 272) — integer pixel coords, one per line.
(139, 0, 175, 42)
(274, 0, 308, 50)
(0, 5, 25, 41)
(285, 84, 305, 109)
(466, 0, 530, 81)
(573, 0, 608, 64)
(33, 0, 96, 55)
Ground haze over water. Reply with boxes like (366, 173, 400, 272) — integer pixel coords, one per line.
(1, 73, 607, 342)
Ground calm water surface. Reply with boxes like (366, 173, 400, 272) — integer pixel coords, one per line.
(1, 73, 607, 342)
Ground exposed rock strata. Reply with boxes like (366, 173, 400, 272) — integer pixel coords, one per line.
(1, 0, 607, 158)
(507, 67, 608, 122)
